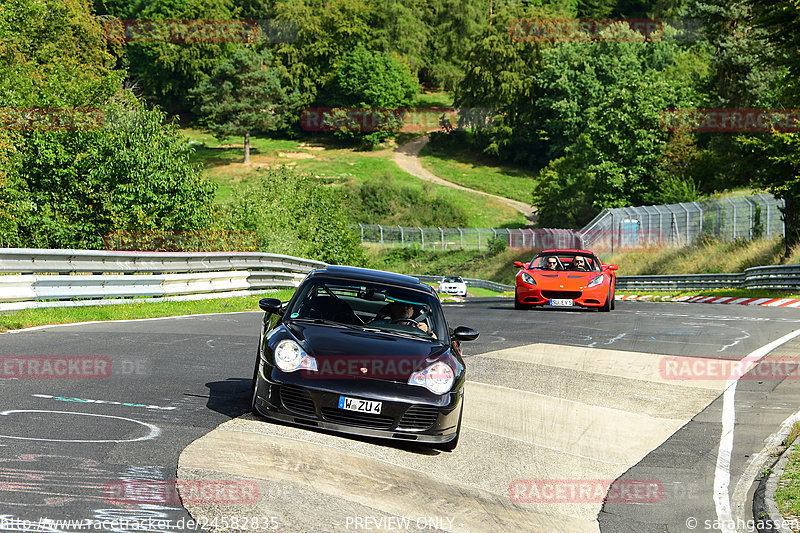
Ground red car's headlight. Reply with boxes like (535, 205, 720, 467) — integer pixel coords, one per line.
(521, 272, 536, 285)
(587, 275, 604, 288)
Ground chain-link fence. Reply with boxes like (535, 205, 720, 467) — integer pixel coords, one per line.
(355, 225, 583, 251)
(581, 194, 784, 253)
(357, 194, 785, 252)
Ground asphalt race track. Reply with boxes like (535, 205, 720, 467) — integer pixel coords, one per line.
(2, 299, 800, 532)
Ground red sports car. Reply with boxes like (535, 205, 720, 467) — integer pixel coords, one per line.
(513, 249, 618, 311)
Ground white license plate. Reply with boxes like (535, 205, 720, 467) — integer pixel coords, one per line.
(338, 396, 382, 414)
(550, 299, 574, 307)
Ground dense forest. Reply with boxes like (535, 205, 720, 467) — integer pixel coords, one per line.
(1, 0, 798, 262)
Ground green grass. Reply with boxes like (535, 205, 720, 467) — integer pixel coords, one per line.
(0, 290, 295, 332)
(183, 128, 525, 227)
(369, 247, 523, 285)
(775, 424, 800, 517)
(414, 91, 454, 108)
(466, 286, 508, 297)
(418, 140, 539, 205)
(602, 236, 800, 275)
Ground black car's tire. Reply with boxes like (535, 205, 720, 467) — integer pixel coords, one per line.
(600, 286, 612, 312)
(250, 355, 261, 414)
(436, 404, 463, 452)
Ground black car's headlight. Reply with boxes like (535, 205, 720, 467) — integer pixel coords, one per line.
(274, 339, 318, 372)
(587, 275, 603, 288)
(408, 361, 455, 394)
(521, 272, 536, 285)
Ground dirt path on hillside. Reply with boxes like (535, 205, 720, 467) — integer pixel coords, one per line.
(393, 135, 537, 224)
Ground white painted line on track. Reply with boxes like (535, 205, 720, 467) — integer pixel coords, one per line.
(0, 409, 161, 443)
(714, 328, 800, 533)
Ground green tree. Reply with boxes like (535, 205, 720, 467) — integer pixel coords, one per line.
(268, 0, 376, 116)
(320, 44, 419, 146)
(422, 0, 489, 90)
(15, 94, 216, 248)
(741, 0, 800, 253)
(0, 0, 123, 107)
(192, 47, 291, 163)
(115, 0, 243, 113)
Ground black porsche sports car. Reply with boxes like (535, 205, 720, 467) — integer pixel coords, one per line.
(251, 265, 479, 451)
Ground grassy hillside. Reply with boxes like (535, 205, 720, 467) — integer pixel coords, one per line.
(369, 236, 800, 285)
(602, 237, 800, 275)
(418, 133, 539, 204)
(184, 128, 526, 228)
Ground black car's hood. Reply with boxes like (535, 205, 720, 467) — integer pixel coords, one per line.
(285, 320, 447, 360)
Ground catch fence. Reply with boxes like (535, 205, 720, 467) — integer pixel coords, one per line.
(358, 194, 785, 253)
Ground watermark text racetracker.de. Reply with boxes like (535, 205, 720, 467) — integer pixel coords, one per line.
(1, 356, 150, 379)
(661, 108, 800, 133)
(509, 479, 663, 503)
(660, 356, 800, 381)
(99, 18, 298, 44)
(103, 480, 258, 505)
(299, 107, 494, 133)
(0, 107, 104, 131)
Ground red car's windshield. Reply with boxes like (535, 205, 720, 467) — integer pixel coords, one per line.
(530, 254, 600, 272)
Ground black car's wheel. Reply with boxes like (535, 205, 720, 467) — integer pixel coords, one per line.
(436, 404, 463, 452)
(250, 355, 261, 414)
(600, 286, 612, 312)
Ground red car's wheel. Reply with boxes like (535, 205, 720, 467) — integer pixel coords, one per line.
(514, 289, 530, 310)
(600, 285, 612, 312)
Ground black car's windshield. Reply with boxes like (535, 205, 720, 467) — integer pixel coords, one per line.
(285, 279, 446, 340)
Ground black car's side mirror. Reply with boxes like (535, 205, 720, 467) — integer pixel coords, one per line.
(452, 326, 479, 342)
(259, 297, 284, 315)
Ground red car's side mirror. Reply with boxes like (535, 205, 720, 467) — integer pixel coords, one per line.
(513, 261, 523, 268)
(603, 264, 619, 271)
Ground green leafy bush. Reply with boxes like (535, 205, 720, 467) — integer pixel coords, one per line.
(487, 236, 507, 255)
(348, 177, 469, 227)
(223, 166, 366, 265)
(13, 93, 217, 248)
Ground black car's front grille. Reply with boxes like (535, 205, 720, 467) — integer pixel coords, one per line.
(280, 385, 317, 417)
(320, 408, 394, 430)
(542, 290, 582, 300)
(397, 405, 439, 430)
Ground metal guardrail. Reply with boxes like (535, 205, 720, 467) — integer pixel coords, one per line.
(615, 265, 800, 291)
(0, 249, 327, 311)
(2, 249, 797, 312)
(421, 264, 800, 294)
(0, 248, 325, 274)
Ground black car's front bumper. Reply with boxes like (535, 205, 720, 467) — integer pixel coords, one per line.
(252, 366, 462, 444)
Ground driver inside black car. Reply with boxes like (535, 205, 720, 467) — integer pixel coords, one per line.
(372, 301, 436, 338)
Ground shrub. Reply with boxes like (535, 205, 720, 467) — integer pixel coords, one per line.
(223, 166, 366, 265)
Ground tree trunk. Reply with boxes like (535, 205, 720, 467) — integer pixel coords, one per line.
(783, 192, 799, 257)
(244, 131, 250, 164)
